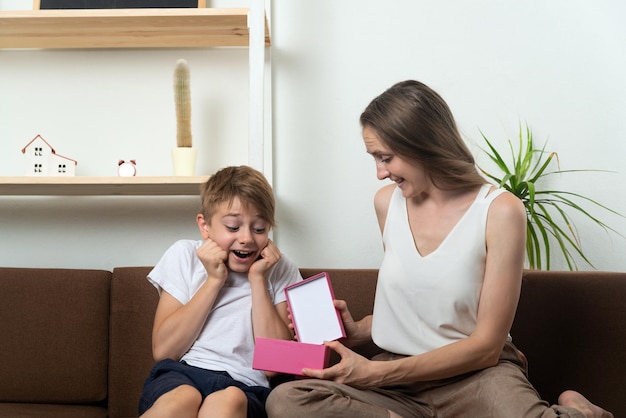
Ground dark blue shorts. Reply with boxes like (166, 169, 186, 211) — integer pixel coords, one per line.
(138, 359, 271, 417)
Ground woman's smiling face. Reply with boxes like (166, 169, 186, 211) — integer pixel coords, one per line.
(363, 125, 430, 199)
(201, 196, 270, 273)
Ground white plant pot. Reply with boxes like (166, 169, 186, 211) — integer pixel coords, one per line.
(171, 147, 198, 176)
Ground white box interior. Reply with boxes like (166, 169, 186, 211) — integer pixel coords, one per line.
(286, 273, 344, 345)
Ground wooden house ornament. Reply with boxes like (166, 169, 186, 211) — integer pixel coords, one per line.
(21, 134, 77, 176)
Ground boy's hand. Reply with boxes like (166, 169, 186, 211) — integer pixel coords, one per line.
(196, 238, 228, 283)
(248, 239, 281, 280)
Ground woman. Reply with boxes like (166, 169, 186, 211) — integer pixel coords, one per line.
(265, 80, 613, 418)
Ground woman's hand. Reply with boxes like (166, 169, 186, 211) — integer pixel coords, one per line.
(334, 299, 372, 348)
(302, 340, 374, 388)
(335, 300, 357, 342)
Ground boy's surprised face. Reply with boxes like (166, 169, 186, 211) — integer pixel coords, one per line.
(198, 197, 270, 274)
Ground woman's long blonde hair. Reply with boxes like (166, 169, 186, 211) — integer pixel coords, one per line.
(360, 80, 484, 191)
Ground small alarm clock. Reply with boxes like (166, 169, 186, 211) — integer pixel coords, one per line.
(117, 160, 137, 176)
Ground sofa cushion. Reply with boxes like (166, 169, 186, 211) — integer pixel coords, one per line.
(0, 403, 107, 418)
(0, 268, 110, 404)
(511, 270, 626, 418)
(108, 267, 159, 418)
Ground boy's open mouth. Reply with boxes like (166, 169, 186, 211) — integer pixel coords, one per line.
(233, 250, 254, 259)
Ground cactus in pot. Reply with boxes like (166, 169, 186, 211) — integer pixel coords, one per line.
(174, 59, 192, 148)
(171, 59, 197, 175)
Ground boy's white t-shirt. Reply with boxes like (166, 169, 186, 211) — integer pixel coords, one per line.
(148, 239, 302, 388)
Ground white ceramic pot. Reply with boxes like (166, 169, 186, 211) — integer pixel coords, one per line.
(171, 147, 198, 176)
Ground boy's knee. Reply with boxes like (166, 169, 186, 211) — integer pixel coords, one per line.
(220, 386, 248, 409)
(147, 384, 202, 416)
(198, 386, 248, 418)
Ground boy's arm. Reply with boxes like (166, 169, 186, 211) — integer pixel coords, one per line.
(151, 278, 224, 362)
(248, 275, 294, 342)
(152, 238, 229, 361)
(248, 240, 295, 341)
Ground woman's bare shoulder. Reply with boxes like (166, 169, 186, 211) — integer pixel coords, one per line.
(374, 183, 396, 210)
(374, 183, 396, 232)
(488, 189, 526, 229)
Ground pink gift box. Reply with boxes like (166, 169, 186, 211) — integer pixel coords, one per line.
(252, 272, 345, 376)
(252, 337, 330, 375)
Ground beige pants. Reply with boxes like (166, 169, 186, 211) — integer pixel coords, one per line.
(265, 342, 584, 418)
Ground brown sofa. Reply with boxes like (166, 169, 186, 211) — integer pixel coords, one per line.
(0, 267, 624, 417)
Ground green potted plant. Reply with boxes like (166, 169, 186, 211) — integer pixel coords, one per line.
(479, 124, 622, 270)
(171, 58, 197, 176)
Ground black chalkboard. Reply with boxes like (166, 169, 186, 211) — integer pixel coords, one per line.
(39, 0, 198, 8)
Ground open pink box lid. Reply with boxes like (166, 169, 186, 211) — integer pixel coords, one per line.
(252, 272, 346, 375)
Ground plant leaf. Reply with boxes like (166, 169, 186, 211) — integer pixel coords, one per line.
(478, 124, 623, 270)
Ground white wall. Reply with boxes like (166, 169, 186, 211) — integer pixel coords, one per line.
(1, 0, 625, 271)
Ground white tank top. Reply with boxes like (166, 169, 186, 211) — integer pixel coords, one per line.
(371, 184, 505, 355)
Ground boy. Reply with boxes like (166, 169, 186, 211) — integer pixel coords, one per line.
(139, 165, 302, 418)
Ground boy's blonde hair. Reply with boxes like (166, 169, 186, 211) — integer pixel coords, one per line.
(200, 166, 276, 227)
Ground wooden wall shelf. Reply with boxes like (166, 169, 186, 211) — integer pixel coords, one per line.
(0, 3, 269, 197)
(0, 8, 270, 48)
(0, 176, 208, 195)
